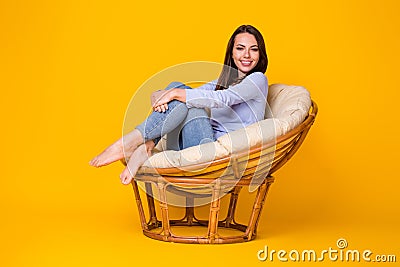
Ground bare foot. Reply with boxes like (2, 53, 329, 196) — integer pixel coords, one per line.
(120, 141, 154, 185)
(89, 129, 144, 167)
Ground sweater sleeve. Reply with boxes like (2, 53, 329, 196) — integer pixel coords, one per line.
(194, 79, 217, 91)
(186, 72, 268, 109)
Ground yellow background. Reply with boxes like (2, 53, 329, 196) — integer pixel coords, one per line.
(1, 0, 399, 266)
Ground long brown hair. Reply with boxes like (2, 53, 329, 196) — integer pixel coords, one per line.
(215, 25, 268, 90)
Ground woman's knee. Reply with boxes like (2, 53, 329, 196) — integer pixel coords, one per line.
(185, 108, 209, 120)
(165, 81, 192, 90)
(182, 108, 213, 137)
(167, 99, 189, 112)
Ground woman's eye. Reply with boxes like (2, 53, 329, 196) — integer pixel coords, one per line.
(251, 48, 259, 52)
(236, 47, 244, 50)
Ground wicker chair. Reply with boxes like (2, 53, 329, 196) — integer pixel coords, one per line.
(127, 84, 318, 244)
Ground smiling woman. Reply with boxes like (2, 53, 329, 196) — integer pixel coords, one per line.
(89, 25, 269, 185)
(232, 33, 260, 75)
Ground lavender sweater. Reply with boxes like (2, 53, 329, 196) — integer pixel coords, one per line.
(185, 72, 268, 139)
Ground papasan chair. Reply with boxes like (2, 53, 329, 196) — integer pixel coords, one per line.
(126, 83, 318, 244)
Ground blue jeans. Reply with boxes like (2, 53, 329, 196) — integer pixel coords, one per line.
(135, 82, 215, 150)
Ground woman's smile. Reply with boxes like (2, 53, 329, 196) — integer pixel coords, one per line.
(239, 60, 253, 66)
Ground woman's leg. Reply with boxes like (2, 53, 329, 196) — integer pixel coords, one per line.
(89, 82, 190, 168)
(89, 129, 143, 168)
(119, 82, 196, 184)
(121, 108, 214, 185)
(179, 108, 215, 149)
(135, 99, 189, 143)
(120, 140, 155, 185)
(164, 107, 214, 150)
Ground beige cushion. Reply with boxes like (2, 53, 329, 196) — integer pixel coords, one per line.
(142, 84, 311, 168)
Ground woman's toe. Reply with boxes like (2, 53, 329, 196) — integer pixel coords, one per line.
(120, 170, 131, 184)
(89, 158, 96, 166)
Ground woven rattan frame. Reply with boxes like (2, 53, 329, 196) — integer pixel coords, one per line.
(129, 100, 318, 244)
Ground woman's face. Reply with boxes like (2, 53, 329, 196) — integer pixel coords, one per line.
(232, 32, 260, 75)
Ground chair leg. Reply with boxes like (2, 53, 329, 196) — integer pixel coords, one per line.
(131, 181, 148, 231)
(223, 186, 242, 227)
(244, 177, 273, 240)
(144, 182, 160, 227)
(185, 197, 195, 225)
(253, 177, 274, 235)
(207, 182, 221, 243)
(157, 181, 172, 239)
(169, 196, 196, 226)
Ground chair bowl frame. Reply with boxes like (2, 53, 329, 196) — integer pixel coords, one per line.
(128, 100, 318, 244)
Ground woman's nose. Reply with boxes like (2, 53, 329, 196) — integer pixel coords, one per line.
(244, 49, 250, 58)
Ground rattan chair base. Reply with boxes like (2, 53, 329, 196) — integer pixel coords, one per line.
(131, 176, 274, 244)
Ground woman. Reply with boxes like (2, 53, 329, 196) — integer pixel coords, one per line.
(90, 24, 269, 185)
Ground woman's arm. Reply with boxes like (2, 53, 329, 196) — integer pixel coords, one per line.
(152, 73, 267, 111)
(185, 72, 268, 109)
(152, 88, 186, 112)
(152, 79, 217, 112)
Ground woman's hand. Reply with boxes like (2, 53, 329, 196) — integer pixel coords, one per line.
(154, 103, 169, 113)
(152, 88, 186, 112)
(152, 89, 174, 112)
